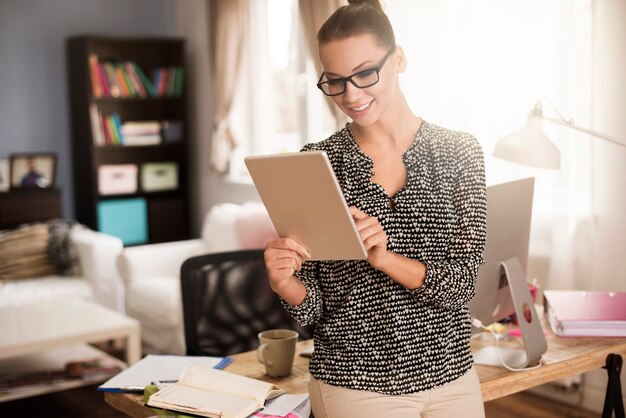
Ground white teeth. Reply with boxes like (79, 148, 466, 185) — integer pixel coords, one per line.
(351, 102, 370, 111)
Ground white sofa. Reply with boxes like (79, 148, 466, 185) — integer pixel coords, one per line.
(0, 223, 125, 313)
(117, 202, 276, 355)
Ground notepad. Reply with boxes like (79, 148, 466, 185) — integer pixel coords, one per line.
(146, 364, 285, 418)
(98, 354, 231, 393)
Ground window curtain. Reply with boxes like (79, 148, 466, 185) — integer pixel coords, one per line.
(385, 0, 593, 291)
(209, 0, 250, 175)
(298, 0, 347, 130)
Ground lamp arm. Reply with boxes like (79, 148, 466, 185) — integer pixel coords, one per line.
(542, 116, 626, 148)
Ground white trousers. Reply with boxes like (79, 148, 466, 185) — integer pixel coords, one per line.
(309, 366, 485, 418)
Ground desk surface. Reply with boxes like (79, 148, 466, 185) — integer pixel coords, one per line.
(105, 333, 626, 418)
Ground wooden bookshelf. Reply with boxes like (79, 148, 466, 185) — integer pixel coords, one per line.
(67, 36, 190, 245)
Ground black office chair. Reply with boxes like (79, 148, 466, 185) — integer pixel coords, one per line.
(180, 249, 313, 357)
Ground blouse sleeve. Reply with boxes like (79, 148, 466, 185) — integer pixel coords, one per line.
(410, 133, 487, 309)
(279, 259, 323, 326)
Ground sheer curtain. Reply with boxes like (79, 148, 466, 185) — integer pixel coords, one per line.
(209, 0, 249, 175)
(385, 0, 593, 291)
(299, 0, 347, 130)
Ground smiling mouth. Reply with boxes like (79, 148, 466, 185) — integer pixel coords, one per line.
(350, 101, 372, 112)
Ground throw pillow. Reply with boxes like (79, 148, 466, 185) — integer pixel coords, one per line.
(234, 201, 278, 249)
(0, 223, 57, 281)
(47, 219, 84, 276)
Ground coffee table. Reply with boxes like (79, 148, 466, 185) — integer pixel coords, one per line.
(0, 298, 140, 401)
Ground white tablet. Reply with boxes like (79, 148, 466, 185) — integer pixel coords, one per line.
(244, 151, 367, 261)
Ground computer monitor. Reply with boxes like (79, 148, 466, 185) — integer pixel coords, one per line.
(468, 177, 547, 368)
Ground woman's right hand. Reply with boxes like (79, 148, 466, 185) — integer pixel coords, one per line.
(264, 238, 311, 292)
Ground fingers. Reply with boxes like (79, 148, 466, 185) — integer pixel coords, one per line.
(349, 206, 367, 220)
(266, 237, 311, 260)
(264, 238, 311, 286)
(350, 208, 388, 252)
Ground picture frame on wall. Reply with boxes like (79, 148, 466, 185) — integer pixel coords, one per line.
(0, 160, 9, 192)
(9, 153, 57, 190)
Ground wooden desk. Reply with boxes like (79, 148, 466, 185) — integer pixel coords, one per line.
(105, 335, 626, 417)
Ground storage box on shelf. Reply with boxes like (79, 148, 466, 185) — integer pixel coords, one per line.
(67, 36, 189, 246)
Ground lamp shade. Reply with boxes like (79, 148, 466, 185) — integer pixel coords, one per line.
(493, 115, 561, 169)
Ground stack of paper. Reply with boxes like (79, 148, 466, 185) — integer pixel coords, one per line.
(543, 290, 626, 337)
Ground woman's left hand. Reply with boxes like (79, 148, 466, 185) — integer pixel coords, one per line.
(349, 206, 389, 269)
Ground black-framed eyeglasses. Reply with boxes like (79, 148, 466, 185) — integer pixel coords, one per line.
(316, 48, 395, 97)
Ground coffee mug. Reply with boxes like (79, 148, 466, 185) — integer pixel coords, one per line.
(257, 329, 299, 377)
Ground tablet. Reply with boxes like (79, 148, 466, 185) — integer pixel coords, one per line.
(244, 151, 367, 261)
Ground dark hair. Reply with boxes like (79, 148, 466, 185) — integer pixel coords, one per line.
(317, 0, 396, 50)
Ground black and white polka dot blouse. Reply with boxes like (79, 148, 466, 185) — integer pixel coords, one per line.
(281, 120, 487, 395)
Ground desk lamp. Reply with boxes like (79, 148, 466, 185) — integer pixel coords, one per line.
(493, 100, 626, 169)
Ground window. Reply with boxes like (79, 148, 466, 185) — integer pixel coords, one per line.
(229, 0, 335, 179)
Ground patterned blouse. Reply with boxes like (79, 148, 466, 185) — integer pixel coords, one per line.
(281, 120, 487, 395)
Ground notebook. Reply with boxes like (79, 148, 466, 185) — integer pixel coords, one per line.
(543, 290, 626, 337)
(245, 151, 367, 260)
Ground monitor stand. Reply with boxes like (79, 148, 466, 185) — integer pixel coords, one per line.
(473, 256, 548, 369)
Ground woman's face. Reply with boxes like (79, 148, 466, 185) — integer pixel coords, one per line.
(319, 34, 401, 128)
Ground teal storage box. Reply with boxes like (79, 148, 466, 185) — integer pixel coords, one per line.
(97, 198, 148, 245)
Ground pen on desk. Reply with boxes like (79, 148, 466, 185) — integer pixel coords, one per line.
(120, 386, 146, 393)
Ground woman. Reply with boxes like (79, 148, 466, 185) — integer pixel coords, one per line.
(263, 1, 487, 416)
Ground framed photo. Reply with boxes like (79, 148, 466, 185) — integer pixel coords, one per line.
(10, 153, 57, 189)
(0, 159, 9, 192)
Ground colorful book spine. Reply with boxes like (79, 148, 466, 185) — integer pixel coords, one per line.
(88, 54, 103, 98)
(112, 113, 124, 144)
(174, 67, 184, 97)
(96, 63, 111, 97)
(124, 62, 147, 98)
(131, 63, 155, 97)
(102, 62, 121, 98)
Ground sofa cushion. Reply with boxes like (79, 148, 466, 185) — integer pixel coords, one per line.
(0, 223, 57, 281)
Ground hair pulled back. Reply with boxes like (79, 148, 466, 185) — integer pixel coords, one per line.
(317, 0, 396, 51)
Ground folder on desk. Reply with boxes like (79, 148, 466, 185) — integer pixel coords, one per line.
(98, 354, 232, 393)
(543, 290, 626, 337)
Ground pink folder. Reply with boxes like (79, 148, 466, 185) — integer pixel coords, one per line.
(543, 290, 626, 337)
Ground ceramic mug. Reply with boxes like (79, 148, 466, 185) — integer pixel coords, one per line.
(257, 329, 298, 377)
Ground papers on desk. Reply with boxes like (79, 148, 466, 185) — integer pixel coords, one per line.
(544, 290, 626, 337)
(98, 354, 231, 393)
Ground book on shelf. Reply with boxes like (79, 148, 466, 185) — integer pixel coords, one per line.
(543, 290, 626, 337)
(89, 104, 104, 145)
(102, 62, 121, 98)
(88, 54, 103, 98)
(88, 54, 156, 98)
(124, 62, 147, 98)
(130, 62, 155, 97)
(146, 364, 284, 418)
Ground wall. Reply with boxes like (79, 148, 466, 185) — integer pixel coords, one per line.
(0, 0, 177, 220)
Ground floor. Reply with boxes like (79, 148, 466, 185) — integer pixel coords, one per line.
(0, 386, 599, 418)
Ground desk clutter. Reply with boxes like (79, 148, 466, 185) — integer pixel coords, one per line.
(100, 355, 310, 418)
